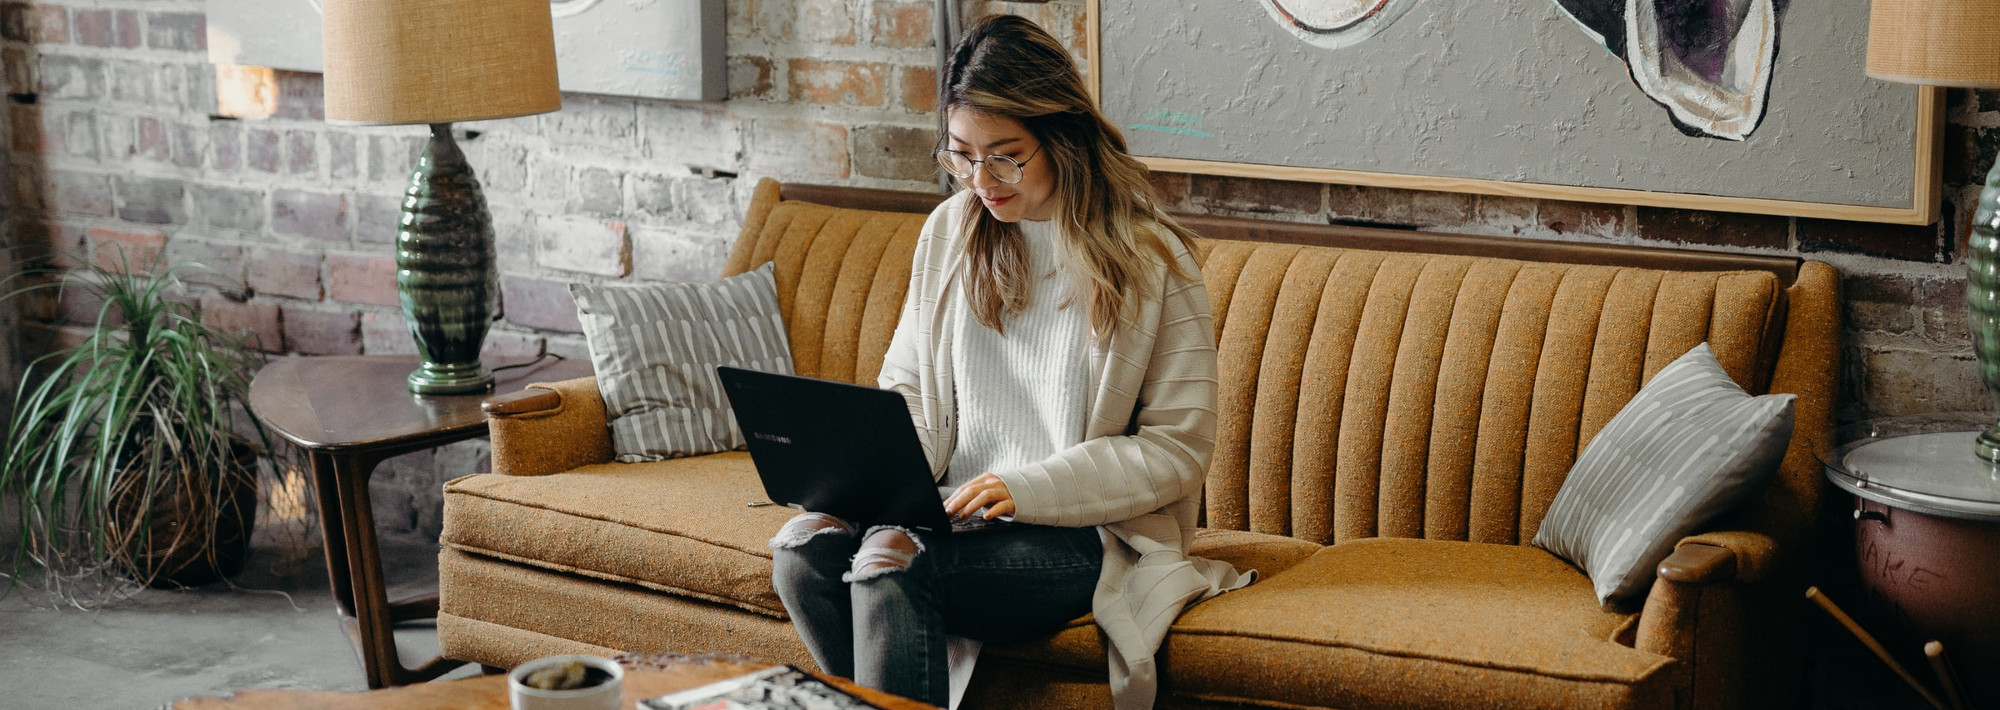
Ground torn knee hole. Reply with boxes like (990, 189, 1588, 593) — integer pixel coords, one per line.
(842, 529, 921, 582)
(767, 512, 854, 550)
(862, 528, 919, 556)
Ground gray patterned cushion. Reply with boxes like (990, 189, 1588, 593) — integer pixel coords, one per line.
(1532, 342, 1795, 606)
(570, 263, 793, 462)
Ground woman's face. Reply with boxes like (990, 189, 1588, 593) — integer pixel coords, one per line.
(945, 109, 1056, 223)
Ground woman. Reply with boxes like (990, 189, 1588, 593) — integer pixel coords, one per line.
(768, 15, 1249, 710)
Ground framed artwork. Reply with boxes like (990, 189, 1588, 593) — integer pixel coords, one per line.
(1088, 0, 1943, 225)
(205, 0, 724, 101)
(205, 0, 321, 74)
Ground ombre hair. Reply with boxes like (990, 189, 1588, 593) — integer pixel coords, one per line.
(941, 14, 1197, 335)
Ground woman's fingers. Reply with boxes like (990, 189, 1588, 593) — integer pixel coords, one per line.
(955, 489, 1001, 519)
(944, 490, 973, 516)
(943, 474, 1015, 519)
(943, 485, 982, 516)
(945, 478, 990, 511)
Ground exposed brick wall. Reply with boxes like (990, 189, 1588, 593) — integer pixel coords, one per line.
(0, 0, 1985, 539)
(0, 0, 1022, 540)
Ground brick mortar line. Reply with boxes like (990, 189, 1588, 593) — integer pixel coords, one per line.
(1851, 339, 1976, 357)
(12, 47, 209, 62)
(727, 38, 936, 63)
(30, 1, 208, 7)
(725, 104, 936, 125)
(27, 171, 357, 197)
(1808, 253, 1968, 280)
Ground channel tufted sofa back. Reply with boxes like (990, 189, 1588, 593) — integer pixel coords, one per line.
(1200, 245, 1790, 545)
(721, 179, 1835, 558)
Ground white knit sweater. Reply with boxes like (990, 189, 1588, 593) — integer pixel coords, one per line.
(880, 191, 1249, 710)
(942, 217, 1092, 496)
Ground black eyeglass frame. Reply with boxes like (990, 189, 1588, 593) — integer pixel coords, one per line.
(932, 143, 1044, 185)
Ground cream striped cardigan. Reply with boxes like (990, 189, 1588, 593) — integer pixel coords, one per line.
(879, 191, 1250, 710)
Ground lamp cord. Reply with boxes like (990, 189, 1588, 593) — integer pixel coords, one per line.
(491, 340, 567, 373)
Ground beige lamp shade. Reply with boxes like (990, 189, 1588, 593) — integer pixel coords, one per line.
(322, 0, 561, 126)
(1867, 0, 2000, 88)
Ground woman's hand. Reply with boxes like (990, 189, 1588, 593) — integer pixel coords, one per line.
(944, 473, 1016, 520)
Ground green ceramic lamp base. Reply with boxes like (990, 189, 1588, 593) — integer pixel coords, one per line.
(1977, 428, 2000, 464)
(397, 122, 500, 397)
(407, 360, 495, 395)
(1970, 156, 2000, 464)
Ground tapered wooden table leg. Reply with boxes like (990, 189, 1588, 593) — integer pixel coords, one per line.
(310, 449, 470, 688)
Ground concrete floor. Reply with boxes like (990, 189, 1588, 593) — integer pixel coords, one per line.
(0, 521, 481, 709)
(0, 510, 1945, 710)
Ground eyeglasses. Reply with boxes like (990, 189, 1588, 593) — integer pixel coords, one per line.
(933, 143, 1043, 184)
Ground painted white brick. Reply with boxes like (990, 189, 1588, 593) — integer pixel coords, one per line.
(631, 225, 733, 283)
(537, 215, 632, 277)
(746, 117, 849, 180)
(677, 177, 740, 225)
(538, 94, 639, 152)
(640, 103, 744, 172)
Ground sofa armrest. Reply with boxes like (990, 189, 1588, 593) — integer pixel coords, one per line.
(485, 388, 563, 416)
(1636, 529, 1780, 662)
(1667, 529, 1777, 584)
(487, 376, 616, 477)
(1657, 544, 1735, 585)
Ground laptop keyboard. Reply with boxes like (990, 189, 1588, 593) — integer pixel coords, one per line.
(948, 515, 1014, 534)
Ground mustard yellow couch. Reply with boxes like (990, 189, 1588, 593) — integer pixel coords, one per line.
(436, 179, 1839, 710)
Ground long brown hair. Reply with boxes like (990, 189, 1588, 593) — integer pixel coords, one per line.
(942, 14, 1197, 335)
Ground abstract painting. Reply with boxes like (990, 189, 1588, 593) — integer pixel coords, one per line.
(1097, 0, 1938, 224)
(1551, 0, 1777, 140)
(1260, 0, 1424, 50)
(205, 0, 724, 101)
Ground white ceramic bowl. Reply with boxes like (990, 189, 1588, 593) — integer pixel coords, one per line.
(508, 655, 625, 710)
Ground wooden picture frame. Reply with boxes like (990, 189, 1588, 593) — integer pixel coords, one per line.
(1085, 0, 1944, 226)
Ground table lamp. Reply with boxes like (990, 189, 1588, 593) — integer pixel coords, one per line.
(1867, 0, 2000, 461)
(321, 0, 561, 394)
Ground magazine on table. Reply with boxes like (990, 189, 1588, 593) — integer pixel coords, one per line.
(641, 664, 885, 710)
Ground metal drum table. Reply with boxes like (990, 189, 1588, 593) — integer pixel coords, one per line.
(1822, 413, 2000, 709)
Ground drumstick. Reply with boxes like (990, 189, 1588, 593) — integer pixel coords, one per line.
(1924, 641, 1967, 710)
(1804, 587, 1947, 710)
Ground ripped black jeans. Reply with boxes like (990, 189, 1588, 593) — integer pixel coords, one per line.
(768, 513, 1102, 705)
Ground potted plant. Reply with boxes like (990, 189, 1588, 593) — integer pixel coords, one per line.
(0, 249, 271, 595)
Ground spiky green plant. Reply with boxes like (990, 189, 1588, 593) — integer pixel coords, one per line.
(0, 249, 270, 599)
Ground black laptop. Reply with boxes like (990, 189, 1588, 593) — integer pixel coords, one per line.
(716, 366, 1011, 535)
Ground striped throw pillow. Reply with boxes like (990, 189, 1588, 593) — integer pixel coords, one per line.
(570, 263, 793, 462)
(1531, 342, 1794, 607)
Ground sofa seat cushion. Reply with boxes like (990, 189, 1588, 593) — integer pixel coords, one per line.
(1165, 537, 1675, 710)
(441, 452, 798, 617)
(1187, 528, 1323, 577)
(983, 528, 1322, 675)
(984, 615, 1106, 674)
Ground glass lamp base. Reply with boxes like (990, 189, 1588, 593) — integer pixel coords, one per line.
(407, 361, 494, 395)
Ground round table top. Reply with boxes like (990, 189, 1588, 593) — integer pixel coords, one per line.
(248, 355, 593, 452)
(1823, 413, 2000, 520)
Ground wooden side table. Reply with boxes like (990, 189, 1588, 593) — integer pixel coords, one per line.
(248, 355, 593, 689)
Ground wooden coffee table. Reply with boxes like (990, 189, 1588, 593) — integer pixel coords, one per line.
(171, 655, 937, 709)
(247, 355, 593, 689)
